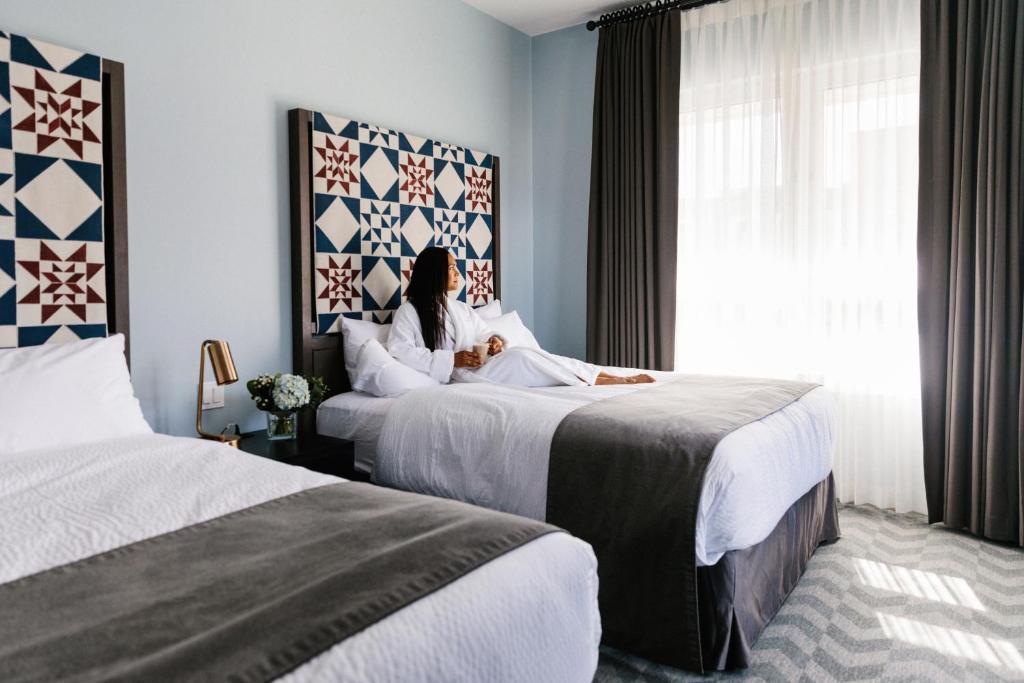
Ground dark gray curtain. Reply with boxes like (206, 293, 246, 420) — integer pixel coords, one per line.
(918, 0, 1024, 545)
(587, 12, 681, 370)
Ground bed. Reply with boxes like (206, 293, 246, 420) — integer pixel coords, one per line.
(288, 109, 839, 672)
(0, 427, 600, 682)
(315, 369, 839, 672)
(0, 337, 601, 682)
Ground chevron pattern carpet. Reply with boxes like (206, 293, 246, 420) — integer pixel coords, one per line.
(596, 505, 1024, 682)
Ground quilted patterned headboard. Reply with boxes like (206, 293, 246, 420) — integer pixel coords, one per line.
(0, 30, 129, 353)
(289, 108, 500, 393)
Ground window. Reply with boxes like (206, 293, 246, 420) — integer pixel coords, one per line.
(675, 0, 925, 512)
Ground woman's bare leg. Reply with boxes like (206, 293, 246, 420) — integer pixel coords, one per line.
(595, 371, 655, 385)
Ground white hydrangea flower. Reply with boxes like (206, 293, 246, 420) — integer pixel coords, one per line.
(272, 374, 310, 411)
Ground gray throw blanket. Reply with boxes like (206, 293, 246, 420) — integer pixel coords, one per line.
(546, 375, 818, 671)
(0, 482, 557, 683)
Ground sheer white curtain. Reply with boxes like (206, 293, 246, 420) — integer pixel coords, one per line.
(675, 0, 926, 512)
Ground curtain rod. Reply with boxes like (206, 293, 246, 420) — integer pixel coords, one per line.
(586, 0, 724, 30)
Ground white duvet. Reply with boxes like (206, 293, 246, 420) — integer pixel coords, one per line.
(372, 371, 836, 566)
(0, 434, 600, 683)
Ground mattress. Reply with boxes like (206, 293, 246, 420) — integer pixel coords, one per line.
(317, 390, 395, 473)
(320, 371, 836, 566)
(0, 434, 600, 682)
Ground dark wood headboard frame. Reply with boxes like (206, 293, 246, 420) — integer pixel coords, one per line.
(102, 59, 130, 365)
(288, 107, 501, 397)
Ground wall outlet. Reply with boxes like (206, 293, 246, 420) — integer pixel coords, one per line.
(201, 381, 225, 410)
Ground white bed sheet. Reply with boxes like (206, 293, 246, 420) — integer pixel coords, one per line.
(324, 371, 836, 566)
(0, 434, 600, 683)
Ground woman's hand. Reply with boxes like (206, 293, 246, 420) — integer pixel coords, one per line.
(488, 335, 504, 355)
(454, 350, 483, 368)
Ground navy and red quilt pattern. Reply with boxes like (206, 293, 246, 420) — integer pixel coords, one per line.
(310, 112, 495, 333)
(0, 30, 106, 348)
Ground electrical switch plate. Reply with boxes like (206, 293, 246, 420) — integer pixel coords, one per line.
(201, 381, 225, 410)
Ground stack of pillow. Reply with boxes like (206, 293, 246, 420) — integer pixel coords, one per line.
(340, 319, 434, 398)
(0, 334, 152, 454)
(341, 300, 542, 398)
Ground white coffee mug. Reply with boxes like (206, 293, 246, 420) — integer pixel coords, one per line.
(473, 342, 489, 365)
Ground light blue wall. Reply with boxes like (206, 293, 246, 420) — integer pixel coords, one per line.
(2, 0, 534, 435)
(530, 24, 597, 359)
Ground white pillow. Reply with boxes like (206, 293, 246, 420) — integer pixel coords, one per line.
(0, 334, 152, 455)
(351, 339, 439, 398)
(488, 311, 541, 351)
(474, 299, 502, 320)
(340, 317, 391, 384)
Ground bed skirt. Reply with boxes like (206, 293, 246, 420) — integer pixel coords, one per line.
(697, 472, 840, 670)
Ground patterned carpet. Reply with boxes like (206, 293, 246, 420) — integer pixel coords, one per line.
(596, 505, 1024, 682)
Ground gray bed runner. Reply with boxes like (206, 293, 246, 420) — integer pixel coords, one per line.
(546, 375, 818, 672)
(0, 482, 557, 683)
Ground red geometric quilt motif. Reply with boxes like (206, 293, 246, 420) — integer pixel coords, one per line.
(316, 255, 359, 311)
(401, 257, 415, 297)
(400, 155, 433, 206)
(465, 167, 492, 213)
(12, 70, 101, 161)
(17, 242, 104, 323)
(314, 137, 358, 195)
(467, 260, 493, 305)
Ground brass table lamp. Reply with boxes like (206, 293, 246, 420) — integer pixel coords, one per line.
(196, 339, 241, 447)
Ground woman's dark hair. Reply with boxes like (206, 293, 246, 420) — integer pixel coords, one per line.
(406, 247, 451, 351)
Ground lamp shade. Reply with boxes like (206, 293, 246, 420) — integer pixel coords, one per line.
(206, 340, 238, 386)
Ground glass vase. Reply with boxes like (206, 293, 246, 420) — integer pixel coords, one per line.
(266, 411, 298, 441)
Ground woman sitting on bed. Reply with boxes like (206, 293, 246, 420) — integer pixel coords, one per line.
(387, 246, 654, 387)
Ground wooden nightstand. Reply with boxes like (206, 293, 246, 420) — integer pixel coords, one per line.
(238, 430, 363, 480)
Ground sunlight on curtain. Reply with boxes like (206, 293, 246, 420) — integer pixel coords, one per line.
(675, 0, 926, 512)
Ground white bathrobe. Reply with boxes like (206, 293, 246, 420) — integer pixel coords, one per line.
(387, 300, 602, 386)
